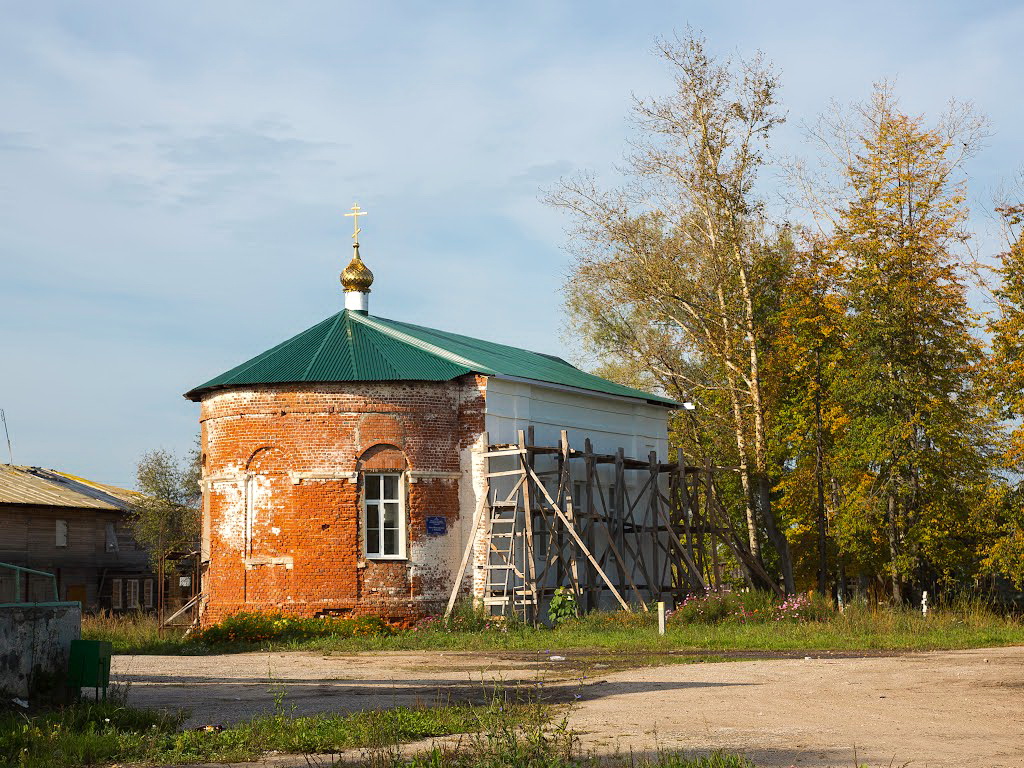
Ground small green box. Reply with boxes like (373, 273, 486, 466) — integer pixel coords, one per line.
(67, 639, 112, 700)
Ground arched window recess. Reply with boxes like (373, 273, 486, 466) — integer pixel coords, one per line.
(357, 444, 409, 560)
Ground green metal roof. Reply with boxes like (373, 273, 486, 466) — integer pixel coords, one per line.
(184, 310, 678, 406)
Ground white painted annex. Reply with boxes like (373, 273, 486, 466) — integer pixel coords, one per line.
(452, 375, 675, 610)
(482, 376, 670, 457)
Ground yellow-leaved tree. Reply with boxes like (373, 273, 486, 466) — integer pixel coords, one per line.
(984, 203, 1024, 587)
(819, 85, 997, 601)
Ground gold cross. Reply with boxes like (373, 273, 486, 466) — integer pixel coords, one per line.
(344, 203, 367, 244)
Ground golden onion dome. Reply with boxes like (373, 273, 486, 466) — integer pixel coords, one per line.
(340, 246, 374, 293)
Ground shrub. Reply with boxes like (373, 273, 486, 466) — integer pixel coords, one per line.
(196, 612, 392, 645)
(773, 593, 834, 623)
(548, 587, 579, 626)
(441, 600, 495, 632)
(669, 593, 738, 625)
(667, 590, 836, 627)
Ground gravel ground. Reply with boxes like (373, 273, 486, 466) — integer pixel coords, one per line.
(112, 646, 1024, 767)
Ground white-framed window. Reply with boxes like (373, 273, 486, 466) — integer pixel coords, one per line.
(111, 579, 123, 610)
(363, 473, 406, 559)
(143, 579, 154, 609)
(126, 579, 140, 610)
(55, 519, 68, 548)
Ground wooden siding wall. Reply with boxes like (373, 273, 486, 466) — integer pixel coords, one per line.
(0, 504, 150, 607)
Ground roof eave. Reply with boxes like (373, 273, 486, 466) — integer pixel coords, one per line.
(486, 374, 681, 408)
(184, 374, 475, 402)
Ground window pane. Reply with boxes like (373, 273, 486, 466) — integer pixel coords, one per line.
(383, 502, 399, 528)
(366, 500, 380, 555)
(365, 475, 380, 500)
(383, 475, 398, 501)
(383, 528, 397, 555)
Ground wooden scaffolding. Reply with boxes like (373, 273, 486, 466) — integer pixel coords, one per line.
(446, 428, 780, 623)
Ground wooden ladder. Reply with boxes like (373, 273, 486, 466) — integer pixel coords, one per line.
(482, 495, 535, 616)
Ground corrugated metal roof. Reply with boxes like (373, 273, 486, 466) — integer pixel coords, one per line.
(0, 466, 137, 510)
(49, 471, 138, 508)
(185, 310, 679, 406)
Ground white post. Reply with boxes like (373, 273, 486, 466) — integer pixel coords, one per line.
(922, 590, 928, 618)
(657, 601, 666, 635)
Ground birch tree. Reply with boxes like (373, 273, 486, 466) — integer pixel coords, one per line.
(548, 31, 795, 592)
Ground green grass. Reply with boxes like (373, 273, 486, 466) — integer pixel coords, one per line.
(85, 597, 1024, 657)
(79, 612, 195, 654)
(0, 693, 532, 767)
(0, 692, 772, 768)
(379, 702, 758, 768)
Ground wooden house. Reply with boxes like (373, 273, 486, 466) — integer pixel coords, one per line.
(0, 465, 155, 611)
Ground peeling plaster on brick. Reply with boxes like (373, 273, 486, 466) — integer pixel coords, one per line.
(457, 376, 490, 603)
(212, 479, 245, 551)
(198, 378, 487, 626)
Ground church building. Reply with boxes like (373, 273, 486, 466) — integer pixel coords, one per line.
(185, 206, 677, 625)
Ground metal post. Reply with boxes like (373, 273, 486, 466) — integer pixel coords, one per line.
(658, 601, 666, 635)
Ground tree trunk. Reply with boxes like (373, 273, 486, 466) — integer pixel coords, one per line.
(837, 556, 847, 608)
(886, 492, 903, 604)
(736, 250, 795, 592)
(708, 277, 762, 562)
(815, 358, 828, 596)
(724, 369, 760, 559)
(157, 554, 165, 637)
(757, 474, 795, 594)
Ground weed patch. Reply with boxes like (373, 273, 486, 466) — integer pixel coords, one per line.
(195, 611, 392, 645)
(0, 696, 525, 767)
(83, 593, 1024, 657)
(668, 591, 834, 626)
(364, 697, 756, 768)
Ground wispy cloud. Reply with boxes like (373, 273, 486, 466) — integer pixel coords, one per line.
(0, 0, 1020, 485)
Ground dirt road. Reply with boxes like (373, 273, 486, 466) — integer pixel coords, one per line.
(112, 646, 1024, 767)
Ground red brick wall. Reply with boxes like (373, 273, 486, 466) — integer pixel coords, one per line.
(198, 376, 486, 625)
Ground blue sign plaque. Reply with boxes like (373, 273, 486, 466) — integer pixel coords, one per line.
(426, 516, 447, 536)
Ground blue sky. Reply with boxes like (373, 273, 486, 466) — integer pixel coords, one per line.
(1, 1, 1021, 488)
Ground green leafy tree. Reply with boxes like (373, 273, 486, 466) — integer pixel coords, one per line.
(130, 446, 201, 576)
(770, 241, 847, 594)
(983, 203, 1024, 586)
(820, 85, 996, 601)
